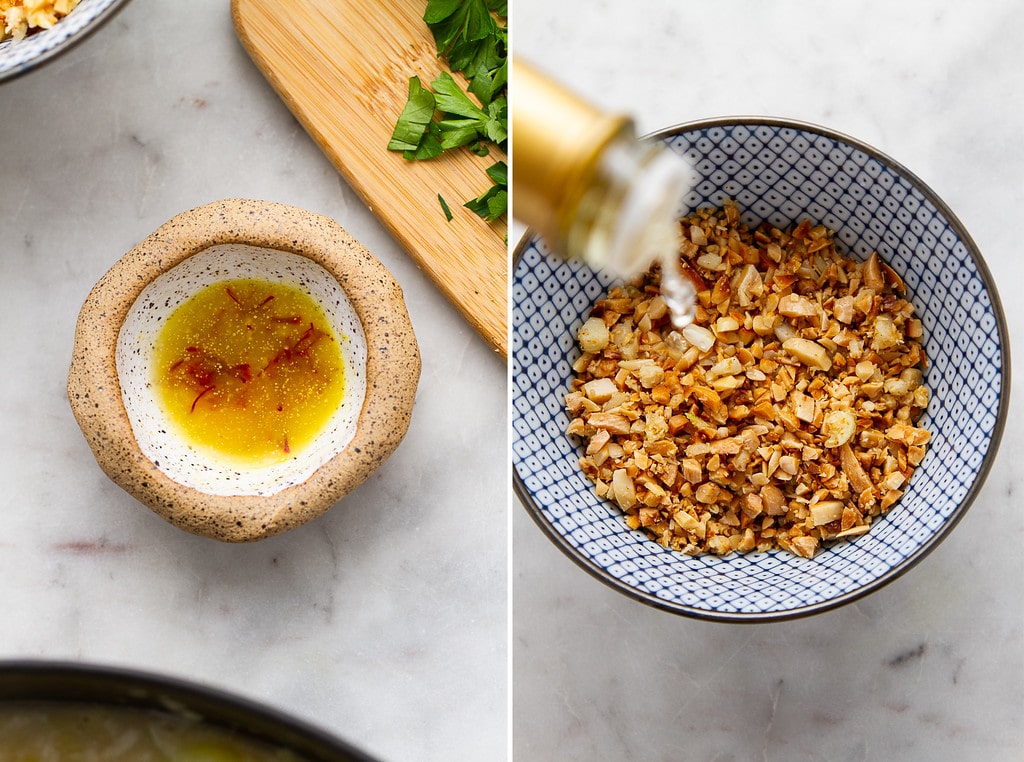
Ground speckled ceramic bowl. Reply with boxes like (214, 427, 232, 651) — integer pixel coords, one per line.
(0, 0, 131, 84)
(513, 117, 1010, 622)
(68, 199, 420, 542)
(0, 660, 376, 760)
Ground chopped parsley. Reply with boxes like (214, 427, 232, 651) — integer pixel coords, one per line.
(438, 193, 454, 221)
(463, 160, 507, 222)
(388, 0, 507, 223)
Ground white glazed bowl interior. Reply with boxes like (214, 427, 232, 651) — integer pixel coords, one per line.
(0, 0, 130, 83)
(117, 244, 367, 497)
(512, 117, 1009, 622)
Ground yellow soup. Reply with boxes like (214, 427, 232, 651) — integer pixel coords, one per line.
(153, 278, 346, 467)
(0, 703, 305, 761)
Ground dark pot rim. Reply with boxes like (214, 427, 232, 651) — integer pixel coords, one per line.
(0, 660, 377, 762)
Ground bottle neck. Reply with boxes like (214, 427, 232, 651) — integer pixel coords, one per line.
(511, 58, 634, 254)
(569, 138, 694, 279)
(511, 58, 695, 279)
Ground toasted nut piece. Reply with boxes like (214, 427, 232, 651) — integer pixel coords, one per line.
(834, 524, 871, 538)
(741, 493, 764, 519)
(737, 528, 757, 552)
(680, 458, 703, 484)
(886, 422, 931, 446)
(674, 509, 702, 535)
(586, 428, 611, 455)
(647, 295, 669, 321)
(690, 385, 723, 415)
(884, 377, 910, 396)
(639, 506, 660, 526)
(777, 455, 799, 475)
(587, 413, 631, 436)
(706, 356, 743, 381)
(840, 443, 873, 495)
(913, 386, 930, 408)
(697, 252, 723, 271)
(711, 375, 744, 392)
(637, 362, 665, 389)
(900, 367, 924, 390)
(761, 484, 787, 516)
(695, 482, 721, 504)
(810, 500, 844, 526)
(751, 314, 776, 335)
(791, 535, 819, 559)
(833, 295, 856, 323)
(883, 471, 906, 491)
(860, 381, 884, 400)
(650, 384, 672, 405)
(715, 315, 741, 333)
(578, 317, 610, 353)
(782, 337, 832, 371)
(775, 323, 799, 343)
(667, 414, 688, 435)
(565, 391, 585, 415)
(863, 252, 885, 291)
(791, 391, 816, 423)
(859, 429, 885, 449)
(822, 409, 857, 448)
(611, 469, 636, 510)
(709, 437, 743, 456)
(855, 360, 877, 382)
(711, 274, 732, 306)
(682, 323, 716, 353)
(870, 314, 902, 351)
(708, 535, 733, 555)
(880, 489, 903, 511)
(644, 412, 669, 441)
(583, 377, 618, 404)
(734, 264, 764, 308)
(779, 293, 818, 319)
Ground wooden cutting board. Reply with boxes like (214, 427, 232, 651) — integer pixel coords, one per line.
(232, 0, 508, 358)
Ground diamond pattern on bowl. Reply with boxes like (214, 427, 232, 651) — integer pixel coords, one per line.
(513, 118, 1009, 621)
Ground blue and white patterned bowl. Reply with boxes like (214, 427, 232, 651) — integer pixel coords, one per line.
(0, 0, 130, 84)
(512, 117, 1010, 622)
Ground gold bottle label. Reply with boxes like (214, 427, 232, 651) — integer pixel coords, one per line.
(511, 58, 634, 255)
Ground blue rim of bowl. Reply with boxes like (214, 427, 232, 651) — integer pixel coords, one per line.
(0, 0, 131, 85)
(0, 659, 378, 760)
(512, 115, 1011, 622)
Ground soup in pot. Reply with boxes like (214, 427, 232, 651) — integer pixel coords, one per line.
(0, 702, 305, 761)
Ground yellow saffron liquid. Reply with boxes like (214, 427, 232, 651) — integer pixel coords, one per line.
(153, 278, 346, 467)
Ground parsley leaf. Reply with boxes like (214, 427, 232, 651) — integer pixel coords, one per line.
(425, 0, 497, 71)
(386, 77, 436, 153)
(431, 71, 488, 120)
(463, 161, 507, 221)
(438, 193, 454, 221)
(388, 1, 507, 223)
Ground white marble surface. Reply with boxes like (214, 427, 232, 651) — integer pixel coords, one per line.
(513, 1, 1023, 760)
(0, 1, 506, 760)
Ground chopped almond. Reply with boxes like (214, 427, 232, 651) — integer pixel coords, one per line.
(565, 202, 929, 558)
